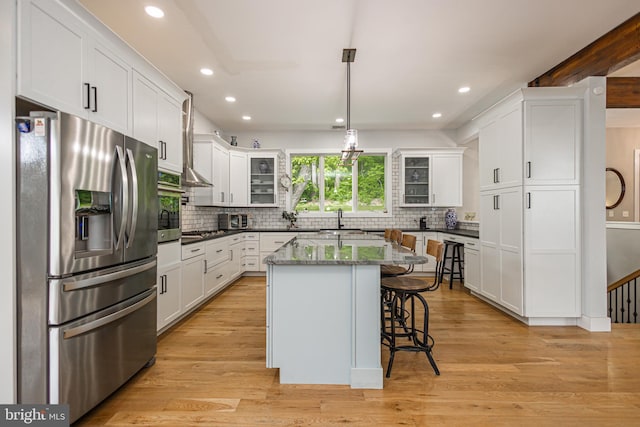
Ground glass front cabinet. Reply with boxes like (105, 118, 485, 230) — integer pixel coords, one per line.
(400, 154, 431, 206)
(399, 150, 464, 207)
(248, 153, 278, 206)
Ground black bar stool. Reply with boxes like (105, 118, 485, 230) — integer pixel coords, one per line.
(440, 240, 464, 289)
(380, 276, 440, 377)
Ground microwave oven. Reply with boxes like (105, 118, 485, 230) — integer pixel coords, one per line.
(218, 213, 249, 230)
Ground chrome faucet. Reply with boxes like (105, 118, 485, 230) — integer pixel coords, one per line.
(337, 208, 344, 229)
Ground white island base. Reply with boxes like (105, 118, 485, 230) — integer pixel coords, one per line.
(266, 264, 383, 389)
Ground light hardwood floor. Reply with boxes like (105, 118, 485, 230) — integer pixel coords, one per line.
(76, 276, 640, 426)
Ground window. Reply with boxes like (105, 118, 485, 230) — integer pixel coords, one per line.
(288, 150, 390, 216)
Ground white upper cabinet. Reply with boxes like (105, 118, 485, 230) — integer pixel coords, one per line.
(524, 100, 581, 185)
(18, 0, 186, 170)
(133, 71, 183, 173)
(229, 151, 248, 206)
(214, 143, 230, 206)
(18, 0, 132, 134)
(478, 104, 523, 191)
(192, 139, 230, 206)
(399, 150, 464, 207)
(248, 153, 279, 206)
(431, 153, 463, 207)
(157, 91, 183, 173)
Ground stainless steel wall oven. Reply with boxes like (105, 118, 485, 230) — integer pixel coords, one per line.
(157, 171, 182, 242)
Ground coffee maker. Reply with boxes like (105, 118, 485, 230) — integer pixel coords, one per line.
(419, 216, 428, 230)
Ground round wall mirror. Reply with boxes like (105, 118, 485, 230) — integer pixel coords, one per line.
(605, 167, 625, 209)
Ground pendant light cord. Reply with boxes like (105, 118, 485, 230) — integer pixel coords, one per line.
(346, 61, 351, 130)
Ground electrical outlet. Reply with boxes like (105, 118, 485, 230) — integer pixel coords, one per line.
(608, 210, 614, 217)
(622, 211, 629, 217)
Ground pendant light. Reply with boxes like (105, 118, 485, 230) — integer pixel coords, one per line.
(340, 48, 363, 166)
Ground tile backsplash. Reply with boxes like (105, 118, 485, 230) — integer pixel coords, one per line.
(181, 153, 478, 232)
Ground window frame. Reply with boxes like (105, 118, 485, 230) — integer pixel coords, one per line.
(285, 148, 393, 218)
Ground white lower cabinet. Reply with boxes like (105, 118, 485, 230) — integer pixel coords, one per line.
(181, 243, 205, 312)
(479, 185, 581, 320)
(479, 187, 523, 315)
(157, 241, 182, 332)
(244, 233, 260, 272)
(463, 244, 480, 292)
(229, 239, 244, 279)
(204, 237, 230, 297)
(523, 186, 580, 317)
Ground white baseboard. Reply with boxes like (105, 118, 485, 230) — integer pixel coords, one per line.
(578, 315, 611, 332)
(350, 368, 383, 389)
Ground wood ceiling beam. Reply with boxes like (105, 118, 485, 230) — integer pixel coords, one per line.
(606, 77, 640, 108)
(529, 13, 640, 88)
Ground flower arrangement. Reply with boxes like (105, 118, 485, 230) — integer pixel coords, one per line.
(282, 210, 298, 229)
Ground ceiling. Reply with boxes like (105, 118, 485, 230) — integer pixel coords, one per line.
(79, 0, 640, 132)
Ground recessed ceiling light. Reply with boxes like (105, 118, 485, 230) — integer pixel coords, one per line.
(242, 115, 251, 121)
(335, 118, 344, 123)
(225, 96, 236, 102)
(144, 6, 164, 18)
(458, 86, 470, 94)
(200, 68, 213, 76)
(432, 112, 442, 118)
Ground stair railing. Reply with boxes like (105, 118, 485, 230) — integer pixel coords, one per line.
(607, 269, 640, 324)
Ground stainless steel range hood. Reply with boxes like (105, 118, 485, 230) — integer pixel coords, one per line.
(182, 91, 212, 187)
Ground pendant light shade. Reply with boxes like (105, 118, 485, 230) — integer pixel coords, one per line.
(340, 48, 362, 166)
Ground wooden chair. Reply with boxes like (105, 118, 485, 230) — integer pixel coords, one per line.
(381, 233, 416, 277)
(426, 239, 444, 290)
(384, 228, 393, 240)
(390, 229, 403, 245)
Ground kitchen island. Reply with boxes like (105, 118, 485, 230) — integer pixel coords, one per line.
(264, 232, 427, 389)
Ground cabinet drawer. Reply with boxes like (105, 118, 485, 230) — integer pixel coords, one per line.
(245, 241, 260, 255)
(440, 233, 465, 243)
(159, 241, 181, 266)
(182, 242, 205, 260)
(227, 234, 244, 246)
(260, 233, 296, 252)
(244, 232, 259, 241)
(206, 239, 230, 266)
(464, 239, 479, 249)
(244, 256, 260, 272)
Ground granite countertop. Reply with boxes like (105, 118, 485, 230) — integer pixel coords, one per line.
(180, 227, 478, 245)
(404, 228, 479, 239)
(263, 233, 428, 266)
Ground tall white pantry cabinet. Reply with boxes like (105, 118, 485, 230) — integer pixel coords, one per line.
(477, 88, 582, 323)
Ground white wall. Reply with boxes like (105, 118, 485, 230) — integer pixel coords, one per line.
(577, 76, 610, 331)
(606, 127, 640, 221)
(1, 0, 16, 403)
(193, 109, 224, 135)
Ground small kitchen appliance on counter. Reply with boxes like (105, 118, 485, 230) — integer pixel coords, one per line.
(419, 216, 428, 230)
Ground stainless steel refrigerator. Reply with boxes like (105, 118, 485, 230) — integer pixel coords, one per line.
(16, 111, 158, 423)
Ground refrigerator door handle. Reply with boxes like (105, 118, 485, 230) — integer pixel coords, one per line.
(125, 148, 139, 248)
(63, 289, 156, 339)
(114, 146, 129, 250)
(62, 259, 156, 292)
